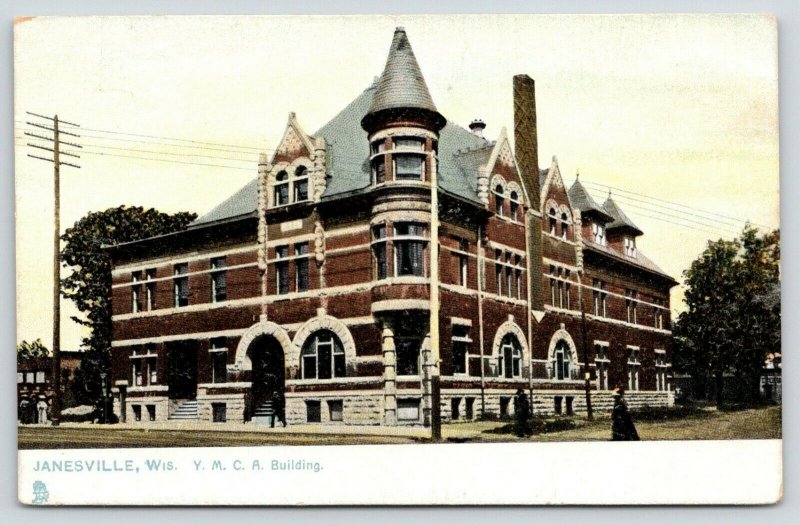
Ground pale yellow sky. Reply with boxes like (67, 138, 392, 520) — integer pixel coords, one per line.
(14, 14, 779, 350)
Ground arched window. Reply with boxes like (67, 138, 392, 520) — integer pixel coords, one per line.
(494, 184, 505, 216)
(560, 212, 569, 240)
(509, 191, 520, 221)
(301, 330, 345, 380)
(294, 166, 309, 202)
(497, 334, 522, 378)
(548, 207, 558, 235)
(274, 170, 289, 206)
(552, 340, 573, 380)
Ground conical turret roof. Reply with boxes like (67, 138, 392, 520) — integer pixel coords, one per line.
(567, 180, 613, 222)
(367, 27, 439, 115)
(603, 196, 643, 236)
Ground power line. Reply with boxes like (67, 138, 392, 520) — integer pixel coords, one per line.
(585, 188, 741, 235)
(581, 179, 768, 230)
(16, 120, 266, 152)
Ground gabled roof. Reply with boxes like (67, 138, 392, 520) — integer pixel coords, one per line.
(603, 196, 643, 236)
(191, 81, 490, 227)
(567, 179, 613, 222)
(367, 27, 439, 115)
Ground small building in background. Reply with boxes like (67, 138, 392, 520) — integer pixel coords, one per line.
(17, 351, 83, 423)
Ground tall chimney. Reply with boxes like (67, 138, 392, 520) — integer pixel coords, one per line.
(513, 74, 540, 210)
(513, 74, 544, 312)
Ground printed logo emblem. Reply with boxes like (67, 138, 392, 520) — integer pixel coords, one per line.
(32, 481, 49, 505)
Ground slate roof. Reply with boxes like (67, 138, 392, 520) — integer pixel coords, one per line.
(191, 82, 490, 227)
(583, 240, 673, 282)
(367, 27, 439, 115)
(603, 196, 643, 235)
(567, 180, 613, 222)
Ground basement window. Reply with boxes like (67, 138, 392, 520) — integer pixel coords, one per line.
(397, 398, 421, 421)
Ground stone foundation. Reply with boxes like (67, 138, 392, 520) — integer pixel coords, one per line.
(125, 396, 170, 423)
(285, 392, 384, 425)
(197, 393, 247, 423)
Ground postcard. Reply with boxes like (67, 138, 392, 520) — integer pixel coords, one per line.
(15, 14, 781, 505)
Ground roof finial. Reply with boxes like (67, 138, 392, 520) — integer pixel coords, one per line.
(608, 187, 612, 199)
(576, 168, 580, 181)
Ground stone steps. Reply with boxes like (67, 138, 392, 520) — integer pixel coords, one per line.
(169, 400, 199, 421)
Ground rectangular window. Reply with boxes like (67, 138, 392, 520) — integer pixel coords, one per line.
(295, 243, 309, 292)
(624, 236, 637, 257)
(294, 179, 308, 202)
(276, 246, 289, 294)
(211, 353, 227, 384)
(17, 372, 23, 384)
(394, 137, 425, 150)
(592, 222, 606, 245)
(500, 397, 511, 418)
(35, 371, 46, 384)
(373, 225, 388, 279)
(131, 272, 142, 313)
(394, 155, 425, 180)
(146, 405, 156, 422)
(397, 398, 421, 421)
(132, 405, 142, 422)
(595, 343, 609, 390)
(465, 397, 475, 420)
(452, 325, 470, 375)
(274, 183, 289, 206)
(306, 400, 322, 423)
(373, 156, 386, 184)
(173, 263, 189, 307)
(210, 257, 227, 303)
(212, 403, 227, 423)
(459, 239, 468, 287)
(145, 269, 156, 310)
(328, 400, 344, 422)
(396, 337, 420, 376)
(627, 347, 641, 391)
(394, 223, 425, 277)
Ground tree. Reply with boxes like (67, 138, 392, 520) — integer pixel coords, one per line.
(61, 205, 196, 404)
(673, 226, 780, 406)
(17, 339, 50, 362)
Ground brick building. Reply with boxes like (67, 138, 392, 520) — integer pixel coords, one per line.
(108, 28, 676, 425)
(17, 351, 83, 423)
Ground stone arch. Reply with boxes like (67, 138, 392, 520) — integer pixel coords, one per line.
(507, 181, 524, 205)
(490, 174, 508, 195)
(291, 313, 357, 372)
(491, 317, 529, 361)
(558, 204, 573, 224)
(545, 198, 560, 217)
(547, 326, 580, 368)
(233, 321, 293, 372)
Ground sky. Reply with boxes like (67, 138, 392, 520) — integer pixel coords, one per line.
(13, 14, 779, 351)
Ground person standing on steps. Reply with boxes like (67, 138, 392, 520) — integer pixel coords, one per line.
(271, 389, 287, 428)
(611, 386, 640, 441)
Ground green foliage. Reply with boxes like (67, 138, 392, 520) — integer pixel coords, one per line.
(673, 226, 780, 406)
(60, 205, 196, 404)
(17, 339, 50, 362)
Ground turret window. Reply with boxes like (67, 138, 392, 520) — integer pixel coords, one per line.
(592, 222, 607, 246)
(624, 236, 637, 257)
(394, 155, 425, 180)
(394, 223, 427, 276)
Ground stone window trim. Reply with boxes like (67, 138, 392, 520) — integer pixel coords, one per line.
(301, 330, 346, 380)
(130, 345, 158, 387)
(269, 159, 313, 208)
(491, 317, 530, 379)
(546, 326, 580, 381)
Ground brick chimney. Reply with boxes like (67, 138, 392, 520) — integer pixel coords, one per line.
(513, 74, 540, 210)
(513, 74, 544, 311)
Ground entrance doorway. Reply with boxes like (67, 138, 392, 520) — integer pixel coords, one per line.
(167, 341, 198, 400)
(248, 335, 286, 421)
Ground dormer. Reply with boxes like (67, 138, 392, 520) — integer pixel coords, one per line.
(603, 196, 643, 257)
(567, 178, 613, 246)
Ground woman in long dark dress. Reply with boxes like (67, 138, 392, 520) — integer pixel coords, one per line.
(611, 388, 640, 441)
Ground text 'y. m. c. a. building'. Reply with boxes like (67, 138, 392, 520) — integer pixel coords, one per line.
(108, 27, 677, 426)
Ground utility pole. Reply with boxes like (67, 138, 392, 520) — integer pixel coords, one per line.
(25, 112, 81, 427)
(578, 269, 594, 421)
(429, 150, 442, 441)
